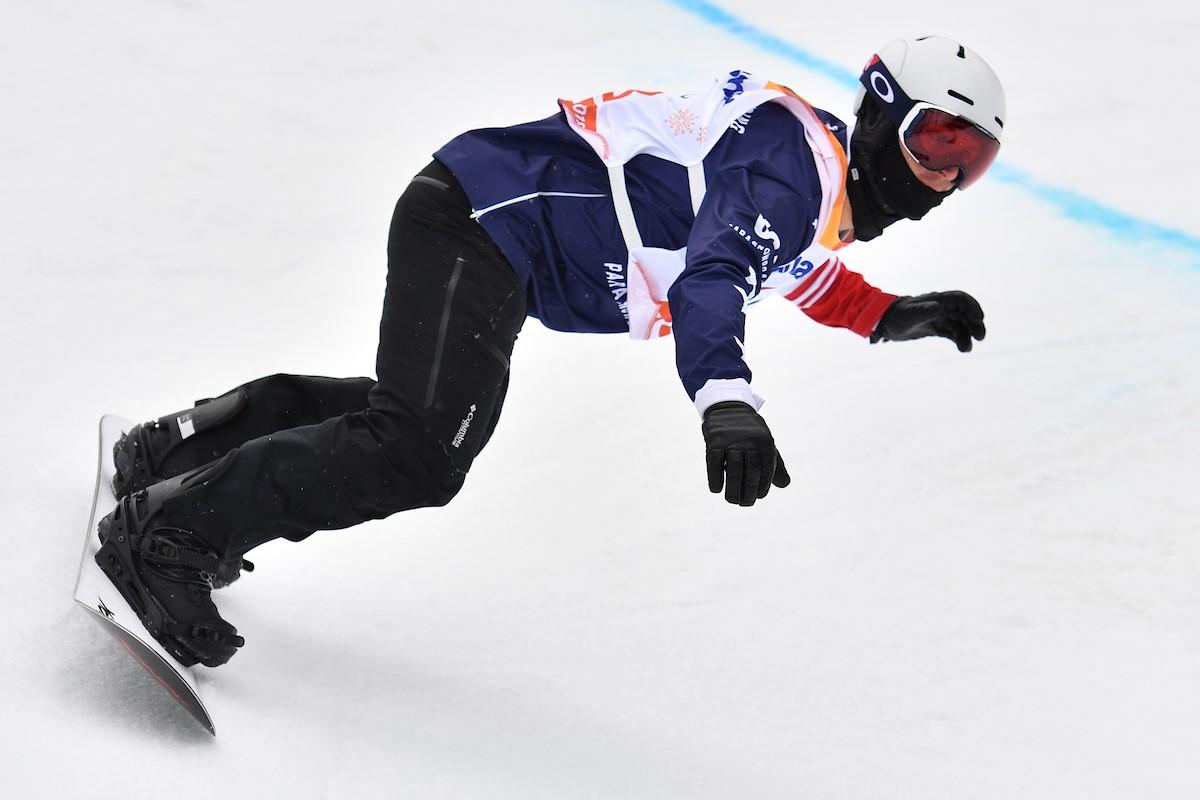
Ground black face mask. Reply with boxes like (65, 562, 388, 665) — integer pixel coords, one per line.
(846, 95, 952, 242)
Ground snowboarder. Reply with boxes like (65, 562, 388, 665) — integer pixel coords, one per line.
(95, 36, 1006, 668)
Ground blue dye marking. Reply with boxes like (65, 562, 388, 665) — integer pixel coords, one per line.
(664, 0, 1200, 261)
(989, 163, 1200, 252)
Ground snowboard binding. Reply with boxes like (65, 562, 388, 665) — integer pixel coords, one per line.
(111, 388, 247, 499)
(111, 390, 253, 589)
(95, 474, 244, 668)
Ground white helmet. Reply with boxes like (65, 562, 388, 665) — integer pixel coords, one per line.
(851, 36, 1006, 191)
(844, 36, 1007, 238)
(855, 35, 1006, 143)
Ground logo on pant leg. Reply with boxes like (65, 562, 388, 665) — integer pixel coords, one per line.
(451, 405, 477, 449)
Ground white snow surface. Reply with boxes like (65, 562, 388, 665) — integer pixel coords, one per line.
(3, 1, 1198, 798)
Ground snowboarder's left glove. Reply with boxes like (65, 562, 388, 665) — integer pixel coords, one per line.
(871, 291, 986, 352)
(701, 401, 791, 507)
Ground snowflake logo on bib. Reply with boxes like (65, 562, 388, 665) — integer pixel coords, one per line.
(665, 108, 698, 135)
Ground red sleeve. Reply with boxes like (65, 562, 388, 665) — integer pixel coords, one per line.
(779, 256, 896, 338)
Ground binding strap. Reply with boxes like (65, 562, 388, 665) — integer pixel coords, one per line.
(136, 534, 223, 574)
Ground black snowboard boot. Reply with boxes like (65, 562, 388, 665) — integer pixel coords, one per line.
(95, 472, 245, 668)
(111, 389, 247, 498)
(111, 389, 253, 588)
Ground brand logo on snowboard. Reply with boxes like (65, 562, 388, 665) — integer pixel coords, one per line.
(97, 598, 114, 619)
(451, 405, 477, 449)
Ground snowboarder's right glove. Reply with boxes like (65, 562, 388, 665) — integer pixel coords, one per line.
(871, 291, 986, 352)
(701, 401, 791, 507)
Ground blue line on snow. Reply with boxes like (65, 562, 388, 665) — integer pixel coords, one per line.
(663, 0, 1200, 260)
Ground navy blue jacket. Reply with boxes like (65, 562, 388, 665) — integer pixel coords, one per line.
(435, 101, 851, 403)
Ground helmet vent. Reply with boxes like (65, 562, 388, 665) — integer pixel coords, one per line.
(995, 116, 1005, 128)
(956, 45, 966, 58)
(947, 89, 975, 105)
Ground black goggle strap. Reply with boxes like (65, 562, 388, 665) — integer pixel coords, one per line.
(858, 56, 916, 128)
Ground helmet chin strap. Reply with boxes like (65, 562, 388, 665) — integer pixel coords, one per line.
(846, 96, 952, 242)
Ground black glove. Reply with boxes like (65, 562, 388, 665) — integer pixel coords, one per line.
(701, 401, 791, 507)
(871, 291, 986, 352)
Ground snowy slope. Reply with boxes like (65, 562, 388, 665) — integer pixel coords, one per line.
(2, 1, 1197, 798)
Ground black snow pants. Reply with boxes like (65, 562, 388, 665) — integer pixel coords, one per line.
(159, 160, 527, 558)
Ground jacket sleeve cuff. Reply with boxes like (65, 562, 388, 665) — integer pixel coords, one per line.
(693, 378, 765, 417)
(853, 291, 899, 338)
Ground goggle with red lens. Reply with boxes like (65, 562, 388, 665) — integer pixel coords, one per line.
(898, 103, 999, 189)
(860, 58, 1000, 189)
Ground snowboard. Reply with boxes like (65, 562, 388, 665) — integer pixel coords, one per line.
(72, 415, 217, 736)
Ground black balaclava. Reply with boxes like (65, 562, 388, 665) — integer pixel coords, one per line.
(846, 94, 952, 241)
